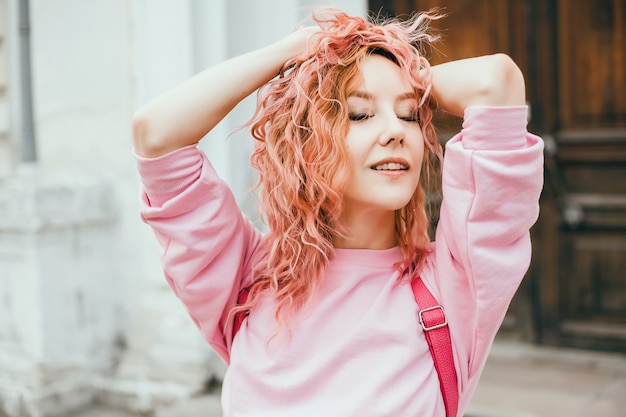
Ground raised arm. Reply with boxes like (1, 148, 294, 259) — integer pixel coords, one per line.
(132, 28, 318, 158)
(428, 53, 525, 117)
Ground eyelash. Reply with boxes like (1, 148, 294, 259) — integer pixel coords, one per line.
(348, 113, 421, 123)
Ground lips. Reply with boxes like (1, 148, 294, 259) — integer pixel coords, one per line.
(371, 158, 409, 171)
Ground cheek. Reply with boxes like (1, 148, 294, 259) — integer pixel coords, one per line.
(410, 131, 426, 160)
(343, 130, 368, 162)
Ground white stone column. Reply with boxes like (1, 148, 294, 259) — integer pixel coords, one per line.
(0, 170, 118, 417)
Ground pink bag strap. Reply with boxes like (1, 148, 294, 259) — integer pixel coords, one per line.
(411, 277, 459, 417)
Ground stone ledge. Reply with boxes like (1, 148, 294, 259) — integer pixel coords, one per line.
(0, 371, 97, 417)
(0, 167, 116, 233)
(93, 377, 200, 415)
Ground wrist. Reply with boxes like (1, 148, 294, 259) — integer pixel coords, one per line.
(271, 27, 319, 65)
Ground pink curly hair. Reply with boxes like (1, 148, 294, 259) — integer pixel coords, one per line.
(236, 8, 443, 331)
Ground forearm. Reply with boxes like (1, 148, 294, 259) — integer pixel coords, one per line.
(133, 29, 315, 158)
(428, 53, 526, 118)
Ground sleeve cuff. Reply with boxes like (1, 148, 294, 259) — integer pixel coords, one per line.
(134, 144, 206, 206)
(461, 106, 529, 150)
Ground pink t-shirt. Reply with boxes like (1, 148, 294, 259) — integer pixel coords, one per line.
(136, 106, 544, 417)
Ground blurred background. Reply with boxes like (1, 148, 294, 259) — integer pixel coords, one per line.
(0, 0, 624, 416)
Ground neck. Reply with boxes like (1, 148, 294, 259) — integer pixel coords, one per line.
(334, 208, 397, 250)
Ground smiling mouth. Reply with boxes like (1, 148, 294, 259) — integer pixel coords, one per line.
(372, 162, 408, 171)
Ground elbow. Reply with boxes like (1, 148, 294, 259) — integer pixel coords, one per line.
(131, 107, 149, 154)
(132, 105, 168, 158)
(482, 54, 526, 106)
(478, 53, 526, 106)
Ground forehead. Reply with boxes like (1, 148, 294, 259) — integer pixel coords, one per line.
(349, 53, 415, 98)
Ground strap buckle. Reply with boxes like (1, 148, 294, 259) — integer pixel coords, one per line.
(419, 305, 448, 331)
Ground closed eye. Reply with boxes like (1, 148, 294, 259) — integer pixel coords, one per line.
(399, 112, 421, 124)
(349, 113, 372, 122)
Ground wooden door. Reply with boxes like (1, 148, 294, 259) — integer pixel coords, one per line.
(368, 0, 626, 351)
(533, 0, 626, 351)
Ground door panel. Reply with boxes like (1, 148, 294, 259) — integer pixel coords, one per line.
(559, 231, 626, 346)
(557, 0, 626, 129)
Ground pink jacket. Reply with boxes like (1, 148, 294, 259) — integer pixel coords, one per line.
(136, 105, 544, 417)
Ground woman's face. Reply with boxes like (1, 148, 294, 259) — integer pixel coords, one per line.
(341, 53, 425, 218)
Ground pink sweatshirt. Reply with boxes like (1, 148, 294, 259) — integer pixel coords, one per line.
(136, 106, 544, 417)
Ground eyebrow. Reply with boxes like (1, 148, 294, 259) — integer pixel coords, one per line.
(348, 90, 418, 102)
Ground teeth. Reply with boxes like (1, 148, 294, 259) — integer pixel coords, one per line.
(373, 162, 407, 171)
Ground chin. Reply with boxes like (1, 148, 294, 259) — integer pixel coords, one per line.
(393, 192, 415, 207)
(345, 188, 416, 213)
(381, 197, 414, 212)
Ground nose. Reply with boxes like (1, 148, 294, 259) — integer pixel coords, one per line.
(378, 112, 405, 146)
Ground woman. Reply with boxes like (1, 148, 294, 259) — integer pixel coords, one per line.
(132, 9, 543, 417)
